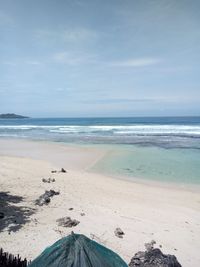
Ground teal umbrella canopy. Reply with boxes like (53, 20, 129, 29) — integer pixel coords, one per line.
(29, 233, 128, 267)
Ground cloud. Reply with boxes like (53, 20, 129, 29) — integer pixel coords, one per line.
(82, 98, 160, 104)
(2, 60, 42, 67)
(81, 95, 200, 105)
(52, 52, 160, 68)
(110, 58, 161, 67)
(53, 51, 96, 65)
(63, 28, 97, 42)
(2, 61, 17, 66)
(25, 61, 42, 66)
(53, 52, 83, 65)
(34, 27, 97, 44)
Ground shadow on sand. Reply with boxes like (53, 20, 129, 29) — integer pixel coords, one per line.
(0, 191, 35, 232)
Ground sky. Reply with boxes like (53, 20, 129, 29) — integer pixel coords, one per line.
(0, 0, 200, 117)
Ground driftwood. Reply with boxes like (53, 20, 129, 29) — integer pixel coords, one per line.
(0, 248, 30, 267)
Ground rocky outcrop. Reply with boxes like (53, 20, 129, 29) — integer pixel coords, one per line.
(129, 241, 182, 267)
(57, 217, 80, 227)
(42, 178, 55, 183)
(35, 190, 60, 206)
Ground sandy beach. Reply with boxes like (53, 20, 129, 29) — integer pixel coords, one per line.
(0, 139, 200, 266)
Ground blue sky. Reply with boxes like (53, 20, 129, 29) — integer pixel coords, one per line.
(0, 0, 200, 117)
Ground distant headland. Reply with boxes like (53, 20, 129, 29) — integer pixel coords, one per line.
(0, 113, 29, 119)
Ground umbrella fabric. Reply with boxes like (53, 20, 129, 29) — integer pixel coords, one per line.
(29, 233, 128, 267)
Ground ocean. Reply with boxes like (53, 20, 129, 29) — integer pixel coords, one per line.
(0, 116, 200, 184)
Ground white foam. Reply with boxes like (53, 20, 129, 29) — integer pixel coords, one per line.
(0, 124, 200, 136)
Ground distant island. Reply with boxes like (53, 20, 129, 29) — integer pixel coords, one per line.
(0, 113, 29, 119)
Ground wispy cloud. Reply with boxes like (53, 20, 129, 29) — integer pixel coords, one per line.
(82, 95, 200, 105)
(82, 98, 160, 104)
(63, 28, 97, 42)
(35, 27, 97, 44)
(25, 60, 42, 66)
(52, 53, 160, 68)
(110, 58, 161, 67)
(2, 60, 42, 67)
(2, 61, 17, 66)
(53, 51, 96, 66)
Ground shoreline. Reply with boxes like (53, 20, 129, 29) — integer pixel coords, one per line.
(0, 138, 109, 172)
(0, 138, 199, 193)
(0, 138, 200, 266)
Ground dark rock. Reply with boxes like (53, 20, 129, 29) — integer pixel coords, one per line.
(57, 217, 80, 227)
(35, 190, 60, 206)
(46, 189, 59, 197)
(80, 212, 85, 216)
(114, 227, 125, 238)
(51, 168, 67, 173)
(0, 212, 4, 219)
(42, 178, 55, 183)
(129, 241, 182, 267)
(35, 195, 50, 206)
(44, 197, 51, 205)
(69, 208, 74, 211)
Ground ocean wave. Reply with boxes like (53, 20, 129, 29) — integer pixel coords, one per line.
(0, 125, 65, 129)
(0, 124, 200, 137)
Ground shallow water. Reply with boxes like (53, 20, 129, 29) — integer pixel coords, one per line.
(91, 145, 200, 184)
(1, 117, 200, 185)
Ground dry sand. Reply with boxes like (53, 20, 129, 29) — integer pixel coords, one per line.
(0, 139, 200, 266)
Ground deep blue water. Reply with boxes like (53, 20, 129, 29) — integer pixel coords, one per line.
(0, 116, 200, 149)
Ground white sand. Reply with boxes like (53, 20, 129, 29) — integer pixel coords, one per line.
(0, 139, 200, 266)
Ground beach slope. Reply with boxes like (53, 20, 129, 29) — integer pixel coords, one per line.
(0, 139, 200, 266)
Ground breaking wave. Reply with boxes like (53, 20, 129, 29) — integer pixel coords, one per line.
(0, 124, 200, 137)
(0, 117, 200, 148)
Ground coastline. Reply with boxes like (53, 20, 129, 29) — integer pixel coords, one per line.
(0, 138, 200, 266)
(0, 138, 109, 171)
(1, 138, 200, 191)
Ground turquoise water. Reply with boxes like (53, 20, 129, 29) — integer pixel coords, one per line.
(1, 117, 200, 184)
(91, 145, 200, 184)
